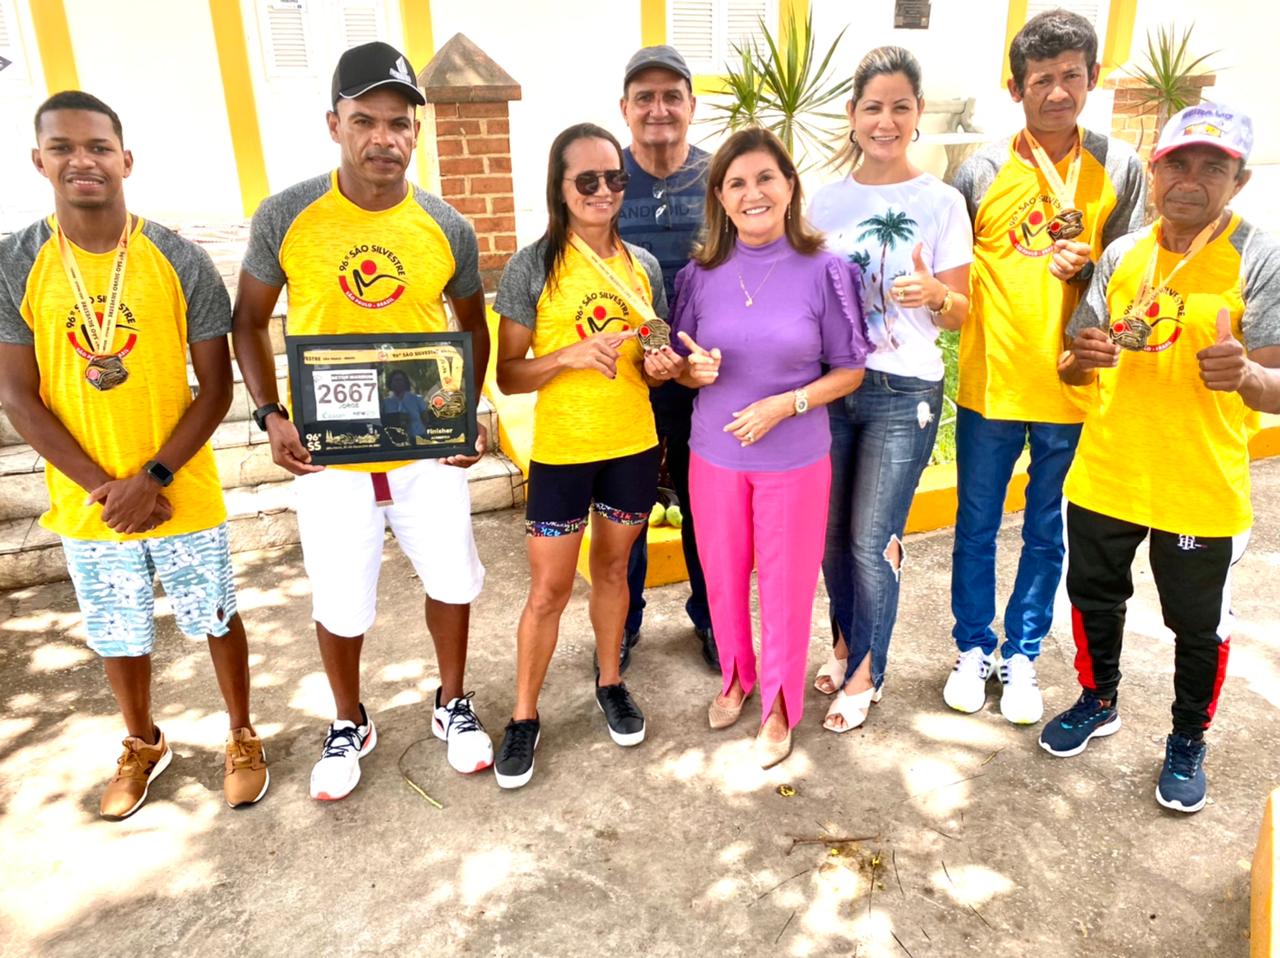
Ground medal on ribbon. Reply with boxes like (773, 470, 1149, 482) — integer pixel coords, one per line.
(1109, 217, 1219, 351)
(568, 233, 671, 349)
(1023, 128, 1086, 241)
(427, 349, 467, 418)
(57, 219, 132, 391)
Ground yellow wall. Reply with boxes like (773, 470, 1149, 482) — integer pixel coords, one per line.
(28, 0, 77, 92)
(208, 0, 270, 218)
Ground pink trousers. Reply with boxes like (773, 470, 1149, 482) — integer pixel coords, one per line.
(689, 451, 831, 729)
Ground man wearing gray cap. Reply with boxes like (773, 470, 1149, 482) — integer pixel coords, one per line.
(1041, 103, 1280, 813)
(615, 45, 717, 674)
(232, 41, 495, 801)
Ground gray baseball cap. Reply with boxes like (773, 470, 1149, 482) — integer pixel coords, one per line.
(623, 45, 692, 86)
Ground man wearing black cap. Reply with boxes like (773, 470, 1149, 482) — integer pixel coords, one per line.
(231, 42, 494, 801)
(615, 44, 717, 673)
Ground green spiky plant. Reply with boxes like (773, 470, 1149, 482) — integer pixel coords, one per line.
(1126, 24, 1219, 130)
(707, 9, 852, 168)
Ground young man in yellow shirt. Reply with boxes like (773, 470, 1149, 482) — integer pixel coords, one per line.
(1041, 105, 1280, 813)
(944, 11, 1145, 724)
(232, 42, 493, 800)
(0, 93, 269, 819)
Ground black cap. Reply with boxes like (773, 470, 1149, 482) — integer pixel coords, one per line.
(623, 45, 692, 86)
(331, 41, 425, 109)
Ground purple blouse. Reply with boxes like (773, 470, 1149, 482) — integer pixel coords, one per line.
(672, 236, 868, 472)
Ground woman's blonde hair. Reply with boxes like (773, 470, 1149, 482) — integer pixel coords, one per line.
(694, 127, 823, 269)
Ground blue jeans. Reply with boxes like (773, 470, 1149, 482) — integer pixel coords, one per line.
(625, 383, 712, 635)
(822, 372, 943, 690)
(950, 406, 1082, 660)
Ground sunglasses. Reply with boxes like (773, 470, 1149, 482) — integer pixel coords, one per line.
(566, 169, 630, 196)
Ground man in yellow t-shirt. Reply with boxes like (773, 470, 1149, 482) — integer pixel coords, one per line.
(1041, 104, 1280, 814)
(943, 10, 1146, 725)
(231, 42, 493, 801)
(0, 92, 269, 819)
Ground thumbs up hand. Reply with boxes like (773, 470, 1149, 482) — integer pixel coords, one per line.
(1196, 307, 1249, 393)
(890, 242, 947, 311)
(677, 331, 722, 385)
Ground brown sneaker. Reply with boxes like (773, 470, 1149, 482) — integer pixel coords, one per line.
(224, 727, 269, 808)
(100, 729, 172, 821)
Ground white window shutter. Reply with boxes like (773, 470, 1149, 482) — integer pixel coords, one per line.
(726, 0, 769, 51)
(339, 0, 382, 51)
(670, 0, 715, 65)
(0, 0, 30, 86)
(261, 0, 311, 77)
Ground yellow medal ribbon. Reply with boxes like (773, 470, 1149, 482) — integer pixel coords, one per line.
(56, 217, 130, 357)
(1022, 127, 1083, 216)
(1130, 216, 1221, 318)
(568, 232, 658, 323)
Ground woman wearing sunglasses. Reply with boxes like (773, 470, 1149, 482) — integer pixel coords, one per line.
(671, 128, 869, 767)
(492, 123, 680, 789)
(807, 47, 972, 733)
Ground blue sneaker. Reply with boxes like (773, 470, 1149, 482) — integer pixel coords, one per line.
(1038, 691, 1121, 757)
(1156, 733, 1208, 814)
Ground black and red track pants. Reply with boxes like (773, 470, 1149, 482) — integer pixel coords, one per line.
(1064, 503, 1249, 740)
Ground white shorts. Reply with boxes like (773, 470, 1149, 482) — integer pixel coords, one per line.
(293, 459, 485, 636)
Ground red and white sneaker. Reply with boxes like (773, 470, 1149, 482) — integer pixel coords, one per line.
(432, 689, 494, 774)
(309, 704, 377, 801)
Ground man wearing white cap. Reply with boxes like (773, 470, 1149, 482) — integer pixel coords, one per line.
(1040, 103, 1280, 813)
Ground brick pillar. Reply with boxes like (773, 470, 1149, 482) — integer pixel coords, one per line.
(418, 34, 521, 291)
(1105, 74, 1217, 162)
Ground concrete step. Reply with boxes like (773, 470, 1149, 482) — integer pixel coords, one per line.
(0, 447, 525, 589)
(0, 396, 498, 522)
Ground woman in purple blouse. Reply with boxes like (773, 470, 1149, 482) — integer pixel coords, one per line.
(672, 128, 869, 767)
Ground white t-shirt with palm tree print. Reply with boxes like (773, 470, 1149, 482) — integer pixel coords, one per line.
(809, 171, 972, 381)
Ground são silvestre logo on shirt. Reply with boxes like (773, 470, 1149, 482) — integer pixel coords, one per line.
(65, 295, 139, 364)
(574, 290, 634, 340)
(337, 242, 408, 309)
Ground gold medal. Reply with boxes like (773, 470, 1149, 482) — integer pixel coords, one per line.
(1023, 129, 1085, 244)
(84, 354, 129, 390)
(427, 387, 466, 418)
(1109, 217, 1220, 351)
(636, 317, 671, 350)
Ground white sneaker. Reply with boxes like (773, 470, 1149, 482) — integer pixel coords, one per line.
(309, 704, 377, 801)
(943, 648, 995, 713)
(998, 653, 1044, 725)
(432, 690, 494, 774)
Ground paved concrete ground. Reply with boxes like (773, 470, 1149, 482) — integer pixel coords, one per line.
(2, 460, 1278, 958)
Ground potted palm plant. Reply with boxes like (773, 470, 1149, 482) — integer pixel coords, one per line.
(1109, 24, 1218, 161)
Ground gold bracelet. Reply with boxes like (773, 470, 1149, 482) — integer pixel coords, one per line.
(929, 289, 953, 317)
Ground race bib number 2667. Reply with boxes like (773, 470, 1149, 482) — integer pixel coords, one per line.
(312, 368, 379, 422)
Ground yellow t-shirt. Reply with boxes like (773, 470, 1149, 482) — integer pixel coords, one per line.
(954, 131, 1145, 423)
(0, 215, 229, 541)
(1063, 214, 1280, 537)
(493, 240, 663, 465)
(242, 171, 482, 470)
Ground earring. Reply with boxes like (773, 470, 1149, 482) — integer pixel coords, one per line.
(848, 130, 857, 144)
(786, 206, 792, 220)
(913, 128, 921, 142)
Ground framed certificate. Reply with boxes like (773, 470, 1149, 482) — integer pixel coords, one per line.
(286, 332, 477, 465)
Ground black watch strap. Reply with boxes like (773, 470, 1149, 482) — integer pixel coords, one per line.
(143, 459, 175, 487)
(252, 402, 289, 432)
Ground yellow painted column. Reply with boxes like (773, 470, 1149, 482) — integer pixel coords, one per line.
(29, 0, 78, 94)
(780, 0, 809, 36)
(1101, 0, 1137, 74)
(1001, 0, 1030, 88)
(398, 0, 437, 190)
(207, 0, 270, 218)
(639, 0, 665, 47)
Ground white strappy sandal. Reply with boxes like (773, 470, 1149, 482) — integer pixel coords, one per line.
(822, 685, 883, 734)
(813, 651, 847, 695)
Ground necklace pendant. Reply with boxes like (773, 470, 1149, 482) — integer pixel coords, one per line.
(744, 296, 753, 307)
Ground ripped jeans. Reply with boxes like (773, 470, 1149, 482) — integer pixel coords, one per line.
(822, 372, 943, 690)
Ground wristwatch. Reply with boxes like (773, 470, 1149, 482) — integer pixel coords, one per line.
(793, 388, 809, 416)
(252, 402, 289, 432)
(143, 459, 175, 487)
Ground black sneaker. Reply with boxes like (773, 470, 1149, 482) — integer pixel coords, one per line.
(593, 629, 640, 679)
(1156, 733, 1208, 813)
(1038, 691, 1120, 757)
(595, 683, 646, 747)
(695, 627, 720, 671)
(494, 718, 540, 790)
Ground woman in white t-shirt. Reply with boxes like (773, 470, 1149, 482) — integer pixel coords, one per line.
(808, 46, 973, 732)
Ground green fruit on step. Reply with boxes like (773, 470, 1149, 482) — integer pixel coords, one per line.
(649, 502, 666, 526)
(666, 505, 683, 528)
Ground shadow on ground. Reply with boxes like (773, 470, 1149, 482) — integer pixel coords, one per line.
(2, 461, 1278, 957)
